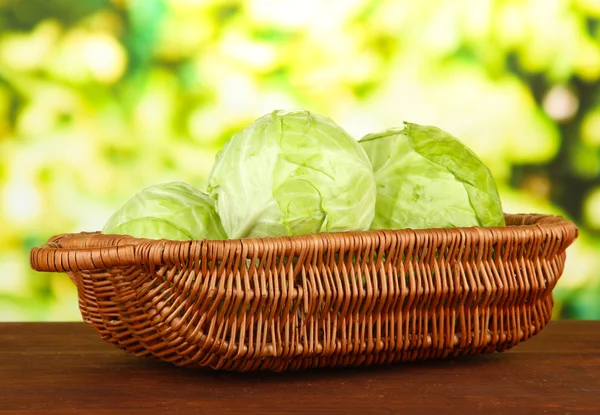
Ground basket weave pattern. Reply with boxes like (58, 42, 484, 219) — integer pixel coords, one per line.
(30, 214, 577, 371)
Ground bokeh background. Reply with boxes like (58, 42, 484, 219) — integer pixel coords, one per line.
(1, 0, 599, 321)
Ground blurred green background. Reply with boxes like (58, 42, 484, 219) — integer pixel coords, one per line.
(0, 0, 599, 321)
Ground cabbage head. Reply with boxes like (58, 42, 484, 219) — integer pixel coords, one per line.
(359, 122, 505, 230)
(207, 109, 377, 239)
(102, 182, 227, 240)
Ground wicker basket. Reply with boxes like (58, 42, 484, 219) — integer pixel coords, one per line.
(30, 213, 577, 372)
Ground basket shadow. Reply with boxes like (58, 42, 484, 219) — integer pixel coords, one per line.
(135, 351, 506, 383)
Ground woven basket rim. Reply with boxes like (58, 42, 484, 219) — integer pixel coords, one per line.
(30, 213, 578, 273)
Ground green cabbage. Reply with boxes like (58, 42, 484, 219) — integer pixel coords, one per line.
(359, 122, 505, 230)
(102, 182, 227, 240)
(207, 109, 377, 239)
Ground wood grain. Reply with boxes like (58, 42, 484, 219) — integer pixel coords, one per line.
(0, 321, 598, 414)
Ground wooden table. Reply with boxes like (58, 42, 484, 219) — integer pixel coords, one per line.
(0, 321, 598, 414)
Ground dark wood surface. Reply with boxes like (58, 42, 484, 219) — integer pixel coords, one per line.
(0, 321, 598, 414)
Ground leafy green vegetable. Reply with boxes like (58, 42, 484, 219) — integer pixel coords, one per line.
(207, 109, 377, 239)
(102, 182, 227, 240)
(359, 122, 505, 230)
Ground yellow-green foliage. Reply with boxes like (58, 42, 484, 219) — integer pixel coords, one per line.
(1, 0, 599, 320)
